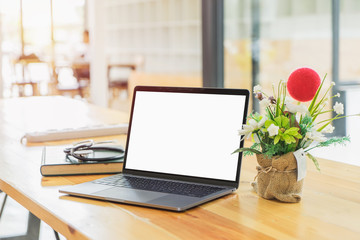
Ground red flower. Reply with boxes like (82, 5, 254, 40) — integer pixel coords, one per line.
(287, 67, 321, 102)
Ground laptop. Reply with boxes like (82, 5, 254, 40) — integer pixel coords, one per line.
(60, 86, 249, 211)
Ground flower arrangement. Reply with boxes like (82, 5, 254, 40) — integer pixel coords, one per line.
(234, 67, 357, 170)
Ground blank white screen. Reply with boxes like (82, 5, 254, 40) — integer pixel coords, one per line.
(125, 91, 246, 181)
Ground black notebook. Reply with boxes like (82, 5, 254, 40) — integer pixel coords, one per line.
(41, 145, 123, 176)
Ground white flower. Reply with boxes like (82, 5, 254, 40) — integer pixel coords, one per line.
(284, 96, 293, 105)
(267, 124, 279, 137)
(321, 124, 335, 134)
(259, 99, 271, 109)
(336, 93, 341, 98)
(286, 103, 297, 113)
(258, 116, 268, 128)
(296, 104, 309, 115)
(238, 115, 268, 139)
(305, 130, 326, 142)
(253, 85, 262, 93)
(333, 102, 344, 115)
(238, 125, 254, 139)
(331, 82, 336, 86)
(248, 119, 258, 129)
(285, 101, 309, 115)
(239, 120, 258, 139)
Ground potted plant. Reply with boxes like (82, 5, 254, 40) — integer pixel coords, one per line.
(234, 67, 357, 203)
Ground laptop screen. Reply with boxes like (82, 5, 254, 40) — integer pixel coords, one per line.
(124, 87, 248, 182)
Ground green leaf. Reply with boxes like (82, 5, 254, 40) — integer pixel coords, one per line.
(274, 116, 282, 127)
(283, 127, 303, 140)
(267, 108, 275, 120)
(232, 148, 262, 155)
(265, 120, 275, 128)
(289, 113, 297, 127)
(286, 143, 297, 153)
(274, 135, 280, 144)
(281, 116, 290, 128)
(293, 132, 303, 139)
(283, 135, 295, 144)
(304, 136, 350, 152)
(243, 143, 263, 157)
(250, 112, 262, 122)
(283, 134, 291, 143)
(306, 152, 321, 172)
(284, 127, 300, 135)
(263, 143, 284, 158)
(309, 74, 327, 113)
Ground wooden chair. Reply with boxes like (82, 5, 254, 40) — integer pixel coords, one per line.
(71, 62, 90, 98)
(11, 54, 44, 97)
(48, 63, 90, 98)
(107, 55, 145, 101)
(107, 63, 136, 99)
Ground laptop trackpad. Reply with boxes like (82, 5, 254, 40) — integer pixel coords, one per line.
(94, 187, 166, 203)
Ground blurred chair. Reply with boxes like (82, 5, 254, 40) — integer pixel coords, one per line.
(48, 63, 90, 99)
(107, 55, 144, 101)
(12, 54, 44, 97)
(71, 62, 90, 98)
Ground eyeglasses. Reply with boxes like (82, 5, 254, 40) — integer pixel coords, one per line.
(63, 140, 125, 162)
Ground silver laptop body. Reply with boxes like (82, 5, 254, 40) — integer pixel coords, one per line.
(60, 86, 249, 211)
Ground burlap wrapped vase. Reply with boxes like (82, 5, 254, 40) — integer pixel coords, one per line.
(251, 152, 304, 203)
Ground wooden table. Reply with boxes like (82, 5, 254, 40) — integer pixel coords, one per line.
(0, 96, 359, 240)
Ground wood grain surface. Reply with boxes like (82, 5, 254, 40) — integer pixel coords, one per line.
(0, 96, 359, 240)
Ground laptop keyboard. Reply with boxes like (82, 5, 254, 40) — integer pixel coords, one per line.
(93, 175, 226, 198)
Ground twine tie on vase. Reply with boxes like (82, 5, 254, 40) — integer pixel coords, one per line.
(254, 166, 296, 181)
